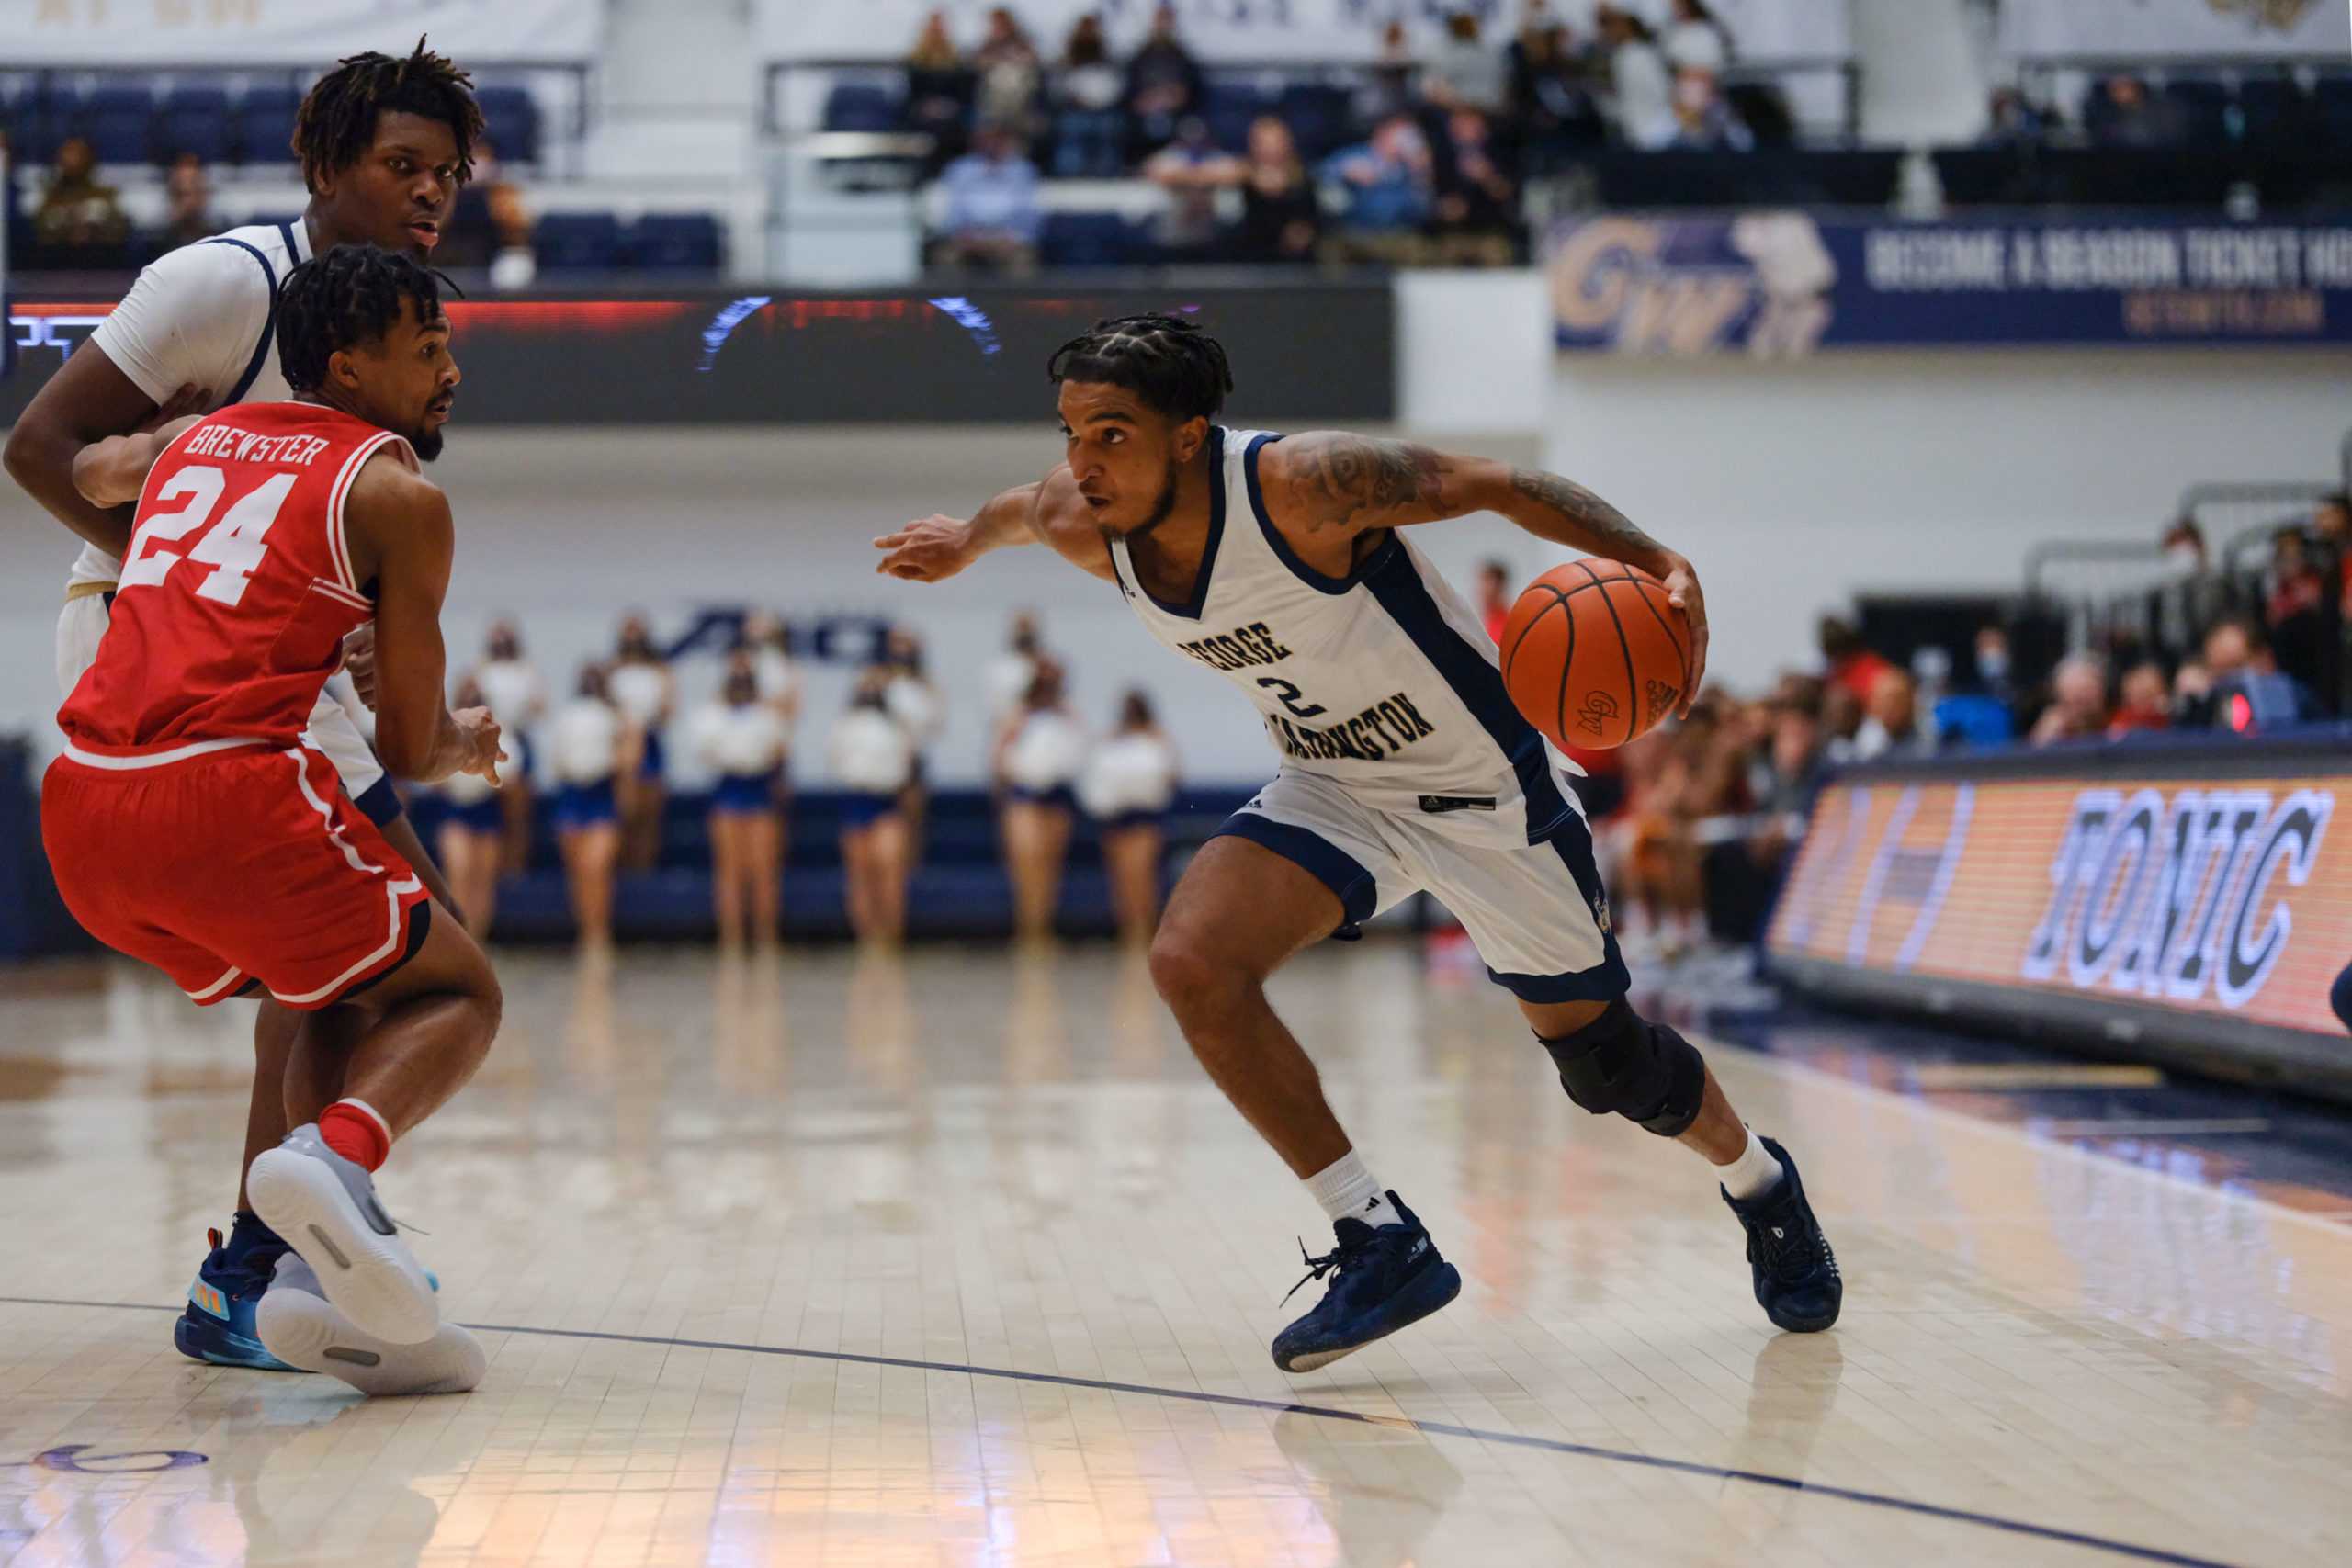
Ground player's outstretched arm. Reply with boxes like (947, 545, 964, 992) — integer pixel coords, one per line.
(875, 465, 1116, 584)
(1262, 432, 1707, 713)
(345, 459, 503, 785)
(70, 412, 206, 508)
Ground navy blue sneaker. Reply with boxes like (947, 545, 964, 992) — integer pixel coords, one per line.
(174, 1224, 300, 1372)
(1272, 1194, 1463, 1373)
(1721, 1137, 1842, 1333)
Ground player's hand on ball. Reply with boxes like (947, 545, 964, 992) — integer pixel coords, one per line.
(456, 707, 505, 787)
(1658, 557, 1709, 717)
(340, 623, 379, 707)
(874, 515, 974, 582)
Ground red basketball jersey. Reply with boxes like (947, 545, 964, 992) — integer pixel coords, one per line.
(59, 402, 411, 757)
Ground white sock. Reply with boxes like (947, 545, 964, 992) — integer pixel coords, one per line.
(1304, 1150, 1403, 1230)
(1716, 1125, 1785, 1201)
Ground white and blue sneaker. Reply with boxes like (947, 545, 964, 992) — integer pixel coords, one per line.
(247, 1124, 438, 1346)
(173, 1219, 301, 1372)
(256, 1254, 484, 1397)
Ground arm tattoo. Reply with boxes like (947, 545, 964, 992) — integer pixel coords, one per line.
(1295, 434, 1443, 531)
(1508, 468, 1668, 560)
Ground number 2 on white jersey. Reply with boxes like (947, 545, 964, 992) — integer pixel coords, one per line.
(117, 466, 295, 608)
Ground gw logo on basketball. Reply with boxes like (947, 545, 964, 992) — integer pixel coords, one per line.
(2023, 785, 2333, 1010)
(1574, 691, 1621, 738)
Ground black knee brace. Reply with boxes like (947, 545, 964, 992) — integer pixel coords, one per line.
(1538, 1000, 1705, 1138)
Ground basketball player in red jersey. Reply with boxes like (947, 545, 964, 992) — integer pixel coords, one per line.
(47, 246, 499, 1395)
(1, 41, 485, 1373)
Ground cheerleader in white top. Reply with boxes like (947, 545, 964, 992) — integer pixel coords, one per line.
(742, 611, 804, 729)
(1080, 689, 1182, 944)
(880, 626, 944, 863)
(470, 618, 548, 876)
(995, 657, 1088, 942)
(550, 663, 639, 950)
(437, 675, 508, 938)
(829, 669, 917, 944)
(608, 614, 675, 874)
(693, 651, 791, 948)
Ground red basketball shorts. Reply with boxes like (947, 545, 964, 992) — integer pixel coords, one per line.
(41, 739, 429, 1010)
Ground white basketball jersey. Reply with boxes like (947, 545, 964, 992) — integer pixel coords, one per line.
(74, 220, 313, 588)
(1110, 427, 1580, 844)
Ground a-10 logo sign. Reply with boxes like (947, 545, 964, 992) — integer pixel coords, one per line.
(2023, 786, 2333, 1010)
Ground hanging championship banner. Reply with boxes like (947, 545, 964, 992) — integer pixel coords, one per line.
(2000, 0, 2351, 60)
(4, 1, 604, 65)
(757, 0, 1849, 67)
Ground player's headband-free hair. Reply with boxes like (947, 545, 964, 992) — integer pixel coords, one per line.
(294, 35, 484, 191)
(1047, 313, 1235, 423)
(277, 245, 447, 394)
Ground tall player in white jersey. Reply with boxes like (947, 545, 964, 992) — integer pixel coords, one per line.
(879, 316, 1840, 1371)
(3, 41, 485, 1376)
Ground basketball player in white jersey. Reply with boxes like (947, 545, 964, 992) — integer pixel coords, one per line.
(878, 315, 1840, 1371)
(3, 41, 485, 1379)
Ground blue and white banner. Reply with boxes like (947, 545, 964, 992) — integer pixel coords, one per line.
(2000, 0, 2351, 61)
(1549, 213, 2352, 355)
(3, 0, 603, 65)
(759, 0, 1849, 66)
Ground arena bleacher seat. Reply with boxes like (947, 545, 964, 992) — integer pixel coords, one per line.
(76, 85, 156, 165)
(157, 85, 232, 164)
(628, 212, 724, 273)
(534, 210, 626, 271)
(235, 85, 302, 165)
(475, 85, 542, 165)
(824, 83, 904, 135)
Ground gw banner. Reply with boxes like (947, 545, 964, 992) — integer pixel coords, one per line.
(5, 1, 604, 65)
(2000, 0, 2351, 60)
(758, 1, 1849, 66)
(1550, 213, 2352, 355)
(1765, 736, 2352, 1102)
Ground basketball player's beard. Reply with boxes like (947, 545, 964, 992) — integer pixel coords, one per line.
(410, 426, 445, 462)
(1101, 458, 1182, 547)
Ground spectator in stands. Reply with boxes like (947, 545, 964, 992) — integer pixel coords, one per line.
(2164, 515, 2210, 573)
(986, 610, 1046, 726)
(1321, 113, 1435, 265)
(882, 626, 945, 868)
(1596, 6, 1677, 151)
(1850, 667, 1931, 760)
(2314, 492, 2352, 614)
(551, 663, 634, 952)
(1422, 11, 1510, 117)
(2200, 616, 2310, 732)
(1751, 685, 1827, 816)
(937, 122, 1043, 276)
(2109, 660, 2173, 736)
(1819, 615, 1896, 703)
(470, 619, 548, 876)
(1145, 118, 1238, 260)
(743, 611, 802, 729)
(436, 675, 506, 940)
(2090, 75, 2185, 148)
(439, 135, 536, 289)
(693, 651, 789, 949)
(608, 614, 676, 873)
(1357, 21, 1420, 130)
(1668, 68, 1753, 151)
(1125, 3, 1205, 160)
(1052, 13, 1129, 177)
(1221, 116, 1321, 265)
(162, 152, 217, 248)
(2030, 654, 2111, 746)
(1821, 681, 1866, 761)
(1510, 6, 1607, 161)
(1971, 624, 2017, 705)
(1431, 109, 1521, 265)
(1983, 87, 2048, 145)
(973, 7, 1044, 140)
(905, 8, 977, 174)
(32, 137, 131, 268)
(1081, 690, 1182, 945)
(1476, 559, 1514, 644)
(1667, 0, 1734, 73)
(831, 671, 917, 946)
(2265, 526, 2330, 697)
(997, 658, 1087, 943)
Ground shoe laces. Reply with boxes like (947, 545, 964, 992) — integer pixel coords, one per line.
(1279, 1231, 1376, 1307)
(1748, 1199, 1832, 1284)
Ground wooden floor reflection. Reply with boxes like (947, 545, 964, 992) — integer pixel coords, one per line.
(1, 943, 2346, 1567)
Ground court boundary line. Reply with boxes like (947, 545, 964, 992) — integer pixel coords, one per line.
(0, 1293, 2241, 1568)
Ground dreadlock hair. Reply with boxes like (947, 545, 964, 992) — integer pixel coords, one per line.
(277, 245, 445, 395)
(293, 36, 483, 193)
(1046, 314, 1235, 423)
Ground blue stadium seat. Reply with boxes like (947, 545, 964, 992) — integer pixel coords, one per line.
(157, 85, 232, 164)
(1, 92, 64, 167)
(1039, 210, 1134, 267)
(2159, 79, 2229, 143)
(2313, 78, 2352, 147)
(1277, 83, 1352, 159)
(74, 84, 157, 165)
(235, 85, 301, 164)
(824, 82, 903, 133)
(475, 85, 541, 165)
(534, 210, 624, 272)
(628, 212, 723, 274)
(1200, 82, 1272, 152)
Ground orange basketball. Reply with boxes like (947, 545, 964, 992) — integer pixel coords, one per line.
(1498, 561, 1691, 750)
